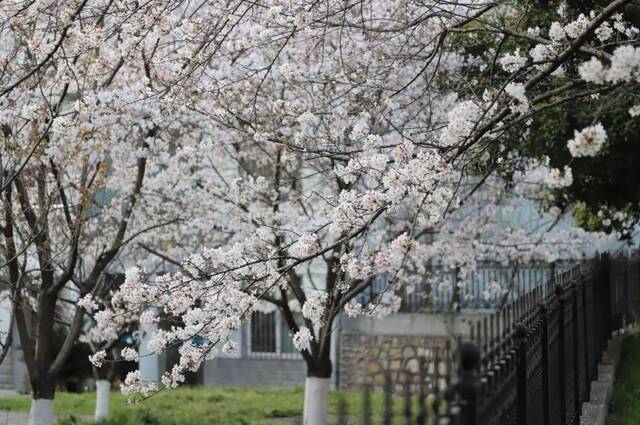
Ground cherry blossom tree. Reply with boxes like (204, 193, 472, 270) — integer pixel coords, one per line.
(0, 2, 239, 424)
(79, 2, 640, 424)
(75, 273, 139, 421)
(2, 1, 639, 425)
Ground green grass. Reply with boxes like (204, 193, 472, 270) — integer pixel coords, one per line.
(607, 334, 640, 425)
(0, 386, 428, 425)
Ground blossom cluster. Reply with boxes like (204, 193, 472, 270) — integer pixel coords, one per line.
(567, 124, 608, 158)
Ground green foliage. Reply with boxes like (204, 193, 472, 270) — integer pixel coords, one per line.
(521, 87, 640, 236)
(607, 334, 640, 425)
(447, 0, 640, 237)
(463, 1, 640, 237)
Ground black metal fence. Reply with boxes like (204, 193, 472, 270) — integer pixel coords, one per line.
(359, 261, 575, 313)
(341, 253, 639, 425)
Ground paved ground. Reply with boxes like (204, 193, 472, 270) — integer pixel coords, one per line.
(0, 411, 92, 425)
(0, 390, 92, 425)
(0, 411, 29, 425)
(0, 390, 26, 425)
(0, 391, 18, 398)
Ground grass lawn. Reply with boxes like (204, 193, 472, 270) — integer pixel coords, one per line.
(0, 386, 425, 425)
(607, 334, 640, 425)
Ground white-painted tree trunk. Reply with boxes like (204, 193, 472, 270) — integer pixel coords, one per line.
(139, 308, 161, 382)
(303, 377, 330, 425)
(29, 399, 54, 425)
(95, 380, 111, 420)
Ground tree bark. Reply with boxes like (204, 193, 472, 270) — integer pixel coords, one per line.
(30, 295, 57, 403)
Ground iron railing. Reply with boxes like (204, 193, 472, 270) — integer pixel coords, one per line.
(338, 253, 638, 424)
(358, 261, 575, 313)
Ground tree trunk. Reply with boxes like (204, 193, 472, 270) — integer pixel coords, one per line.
(29, 398, 54, 425)
(28, 296, 57, 425)
(29, 379, 55, 425)
(303, 350, 332, 425)
(303, 376, 331, 425)
(94, 380, 111, 420)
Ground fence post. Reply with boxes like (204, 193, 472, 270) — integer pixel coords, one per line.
(336, 393, 347, 425)
(582, 275, 591, 401)
(458, 341, 481, 425)
(402, 380, 411, 425)
(602, 254, 612, 343)
(383, 372, 392, 425)
(540, 302, 551, 425)
(451, 266, 462, 313)
(592, 264, 599, 380)
(417, 357, 427, 425)
(515, 323, 528, 425)
(363, 383, 372, 425)
(624, 255, 629, 327)
(571, 283, 581, 423)
(556, 284, 566, 425)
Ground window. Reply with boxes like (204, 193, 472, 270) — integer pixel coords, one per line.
(250, 311, 276, 353)
(280, 318, 297, 354)
(249, 311, 301, 358)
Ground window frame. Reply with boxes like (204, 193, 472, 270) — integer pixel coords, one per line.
(247, 310, 302, 359)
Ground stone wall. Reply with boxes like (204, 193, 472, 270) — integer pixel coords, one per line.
(338, 332, 452, 391)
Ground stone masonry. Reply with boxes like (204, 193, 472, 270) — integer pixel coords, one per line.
(338, 333, 453, 392)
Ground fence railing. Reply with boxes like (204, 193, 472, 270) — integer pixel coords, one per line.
(339, 252, 639, 424)
(358, 261, 575, 313)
